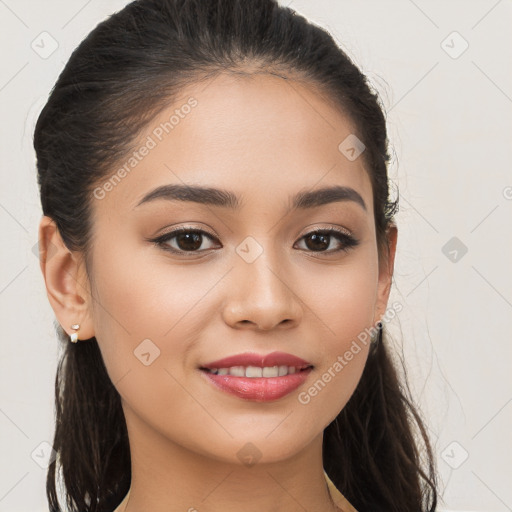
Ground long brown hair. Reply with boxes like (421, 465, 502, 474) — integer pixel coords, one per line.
(34, 0, 438, 510)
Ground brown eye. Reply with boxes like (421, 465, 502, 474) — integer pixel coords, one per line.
(173, 232, 203, 251)
(151, 226, 359, 256)
(295, 228, 359, 253)
(152, 227, 219, 254)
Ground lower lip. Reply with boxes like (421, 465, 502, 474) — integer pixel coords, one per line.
(199, 367, 313, 402)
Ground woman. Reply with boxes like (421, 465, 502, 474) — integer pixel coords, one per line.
(35, 0, 438, 510)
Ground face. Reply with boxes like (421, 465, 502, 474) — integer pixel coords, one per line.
(53, 72, 396, 465)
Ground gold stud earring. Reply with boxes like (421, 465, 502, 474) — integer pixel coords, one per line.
(70, 324, 80, 343)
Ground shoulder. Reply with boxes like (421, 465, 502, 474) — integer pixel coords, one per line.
(324, 473, 389, 512)
(324, 471, 358, 512)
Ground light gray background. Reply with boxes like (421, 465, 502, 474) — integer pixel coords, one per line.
(0, 0, 511, 511)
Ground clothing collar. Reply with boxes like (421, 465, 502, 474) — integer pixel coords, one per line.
(324, 470, 358, 512)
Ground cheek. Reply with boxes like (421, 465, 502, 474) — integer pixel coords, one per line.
(294, 280, 374, 425)
(88, 240, 217, 378)
(87, 245, 211, 428)
(295, 254, 377, 414)
(299, 250, 379, 345)
(297, 345, 368, 431)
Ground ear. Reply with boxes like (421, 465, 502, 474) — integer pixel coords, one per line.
(38, 215, 95, 341)
(374, 222, 398, 324)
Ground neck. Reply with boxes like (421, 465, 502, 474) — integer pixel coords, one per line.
(114, 407, 339, 512)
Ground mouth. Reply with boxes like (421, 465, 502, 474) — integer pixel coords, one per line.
(199, 350, 313, 374)
(199, 364, 313, 378)
(197, 351, 314, 401)
(198, 365, 314, 402)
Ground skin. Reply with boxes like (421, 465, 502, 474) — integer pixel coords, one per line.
(39, 72, 397, 512)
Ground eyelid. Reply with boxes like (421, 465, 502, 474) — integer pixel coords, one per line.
(153, 222, 354, 240)
(148, 225, 219, 254)
(149, 223, 359, 256)
(297, 222, 353, 238)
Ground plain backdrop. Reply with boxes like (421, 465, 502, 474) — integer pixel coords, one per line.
(0, 1, 511, 511)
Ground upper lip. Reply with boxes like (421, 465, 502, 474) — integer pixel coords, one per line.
(200, 351, 313, 370)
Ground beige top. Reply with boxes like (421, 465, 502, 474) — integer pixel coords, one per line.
(324, 470, 359, 512)
(112, 470, 358, 512)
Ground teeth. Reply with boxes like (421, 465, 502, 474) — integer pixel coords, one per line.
(229, 366, 246, 377)
(262, 366, 278, 377)
(278, 365, 288, 376)
(206, 365, 308, 377)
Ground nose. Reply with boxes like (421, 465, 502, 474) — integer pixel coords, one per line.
(221, 248, 303, 331)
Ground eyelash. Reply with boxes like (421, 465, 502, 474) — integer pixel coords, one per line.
(150, 226, 360, 257)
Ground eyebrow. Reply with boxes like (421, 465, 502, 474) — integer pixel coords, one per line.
(134, 183, 367, 212)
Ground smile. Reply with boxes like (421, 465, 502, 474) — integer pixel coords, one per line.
(202, 365, 311, 377)
(199, 366, 313, 401)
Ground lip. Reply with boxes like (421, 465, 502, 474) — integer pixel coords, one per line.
(200, 367, 313, 402)
(200, 351, 312, 370)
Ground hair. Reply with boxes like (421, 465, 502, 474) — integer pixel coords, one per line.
(34, 0, 438, 510)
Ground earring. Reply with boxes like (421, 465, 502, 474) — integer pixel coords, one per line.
(371, 321, 383, 345)
(70, 324, 80, 343)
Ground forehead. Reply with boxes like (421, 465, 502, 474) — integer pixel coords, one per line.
(92, 72, 373, 218)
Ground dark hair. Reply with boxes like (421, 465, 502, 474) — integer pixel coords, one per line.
(34, 0, 438, 510)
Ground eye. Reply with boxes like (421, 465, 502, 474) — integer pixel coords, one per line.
(150, 226, 359, 256)
(151, 227, 219, 255)
(294, 227, 359, 254)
